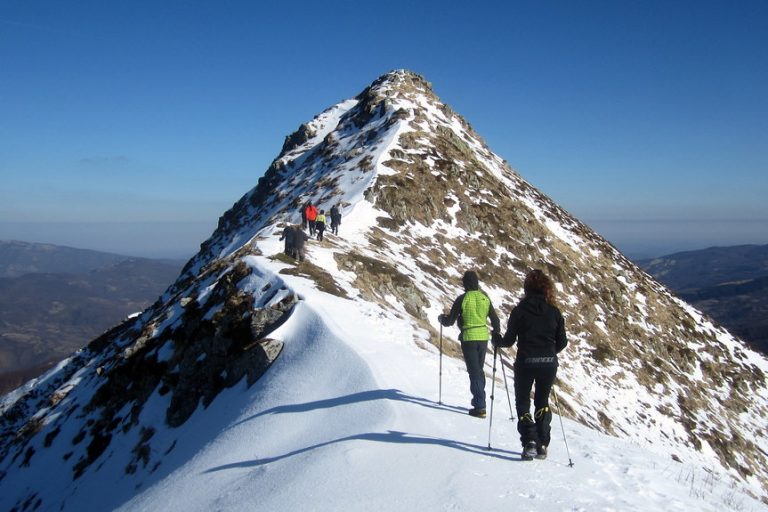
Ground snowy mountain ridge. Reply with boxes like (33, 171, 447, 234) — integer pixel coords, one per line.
(1, 70, 767, 511)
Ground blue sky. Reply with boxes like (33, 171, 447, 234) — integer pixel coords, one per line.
(1, 1, 766, 258)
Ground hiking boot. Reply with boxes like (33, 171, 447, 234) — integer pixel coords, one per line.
(519, 412, 534, 424)
(522, 441, 537, 461)
(536, 445, 548, 460)
(468, 408, 487, 418)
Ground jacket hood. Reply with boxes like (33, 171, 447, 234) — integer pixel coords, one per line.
(521, 293, 548, 315)
(462, 271, 479, 291)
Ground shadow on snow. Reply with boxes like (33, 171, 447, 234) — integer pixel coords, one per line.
(205, 429, 521, 473)
(234, 388, 468, 425)
(206, 388, 522, 473)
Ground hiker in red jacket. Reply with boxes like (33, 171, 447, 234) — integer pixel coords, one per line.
(305, 203, 318, 236)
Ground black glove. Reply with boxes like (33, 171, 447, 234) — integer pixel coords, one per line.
(492, 331, 503, 347)
(438, 314, 446, 325)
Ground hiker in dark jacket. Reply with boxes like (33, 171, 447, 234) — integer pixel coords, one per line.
(300, 203, 309, 231)
(330, 204, 341, 235)
(439, 270, 501, 418)
(279, 225, 297, 258)
(495, 269, 567, 460)
(292, 227, 309, 262)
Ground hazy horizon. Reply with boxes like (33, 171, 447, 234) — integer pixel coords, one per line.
(2, 218, 766, 261)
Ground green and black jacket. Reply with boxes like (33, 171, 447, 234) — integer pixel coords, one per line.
(440, 289, 500, 342)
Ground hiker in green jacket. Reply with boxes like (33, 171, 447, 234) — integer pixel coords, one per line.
(439, 270, 501, 418)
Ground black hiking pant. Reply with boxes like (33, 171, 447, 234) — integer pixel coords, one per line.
(461, 340, 487, 410)
(514, 364, 556, 447)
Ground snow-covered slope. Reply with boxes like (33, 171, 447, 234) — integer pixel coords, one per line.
(2, 70, 767, 511)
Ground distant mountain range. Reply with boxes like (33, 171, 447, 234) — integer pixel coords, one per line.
(0, 241, 184, 393)
(636, 244, 768, 353)
(0, 240, 150, 278)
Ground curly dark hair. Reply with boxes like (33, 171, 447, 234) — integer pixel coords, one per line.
(523, 269, 557, 307)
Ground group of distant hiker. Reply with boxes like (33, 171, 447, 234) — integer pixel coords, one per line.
(279, 202, 343, 261)
(439, 269, 567, 461)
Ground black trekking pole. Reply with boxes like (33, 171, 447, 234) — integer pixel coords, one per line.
(486, 345, 498, 450)
(438, 324, 443, 405)
(553, 386, 574, 467)
(499, 351, 514, 420)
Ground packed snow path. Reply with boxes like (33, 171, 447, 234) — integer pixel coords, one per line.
(115, 243, 761, 512)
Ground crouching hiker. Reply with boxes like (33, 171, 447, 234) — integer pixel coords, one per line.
(279, 224, 308, 262)
(439, 270, 501, 418)
(494, 269, 567, 460)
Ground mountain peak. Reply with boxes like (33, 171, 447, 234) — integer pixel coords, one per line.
(365, 69, 434, 96)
